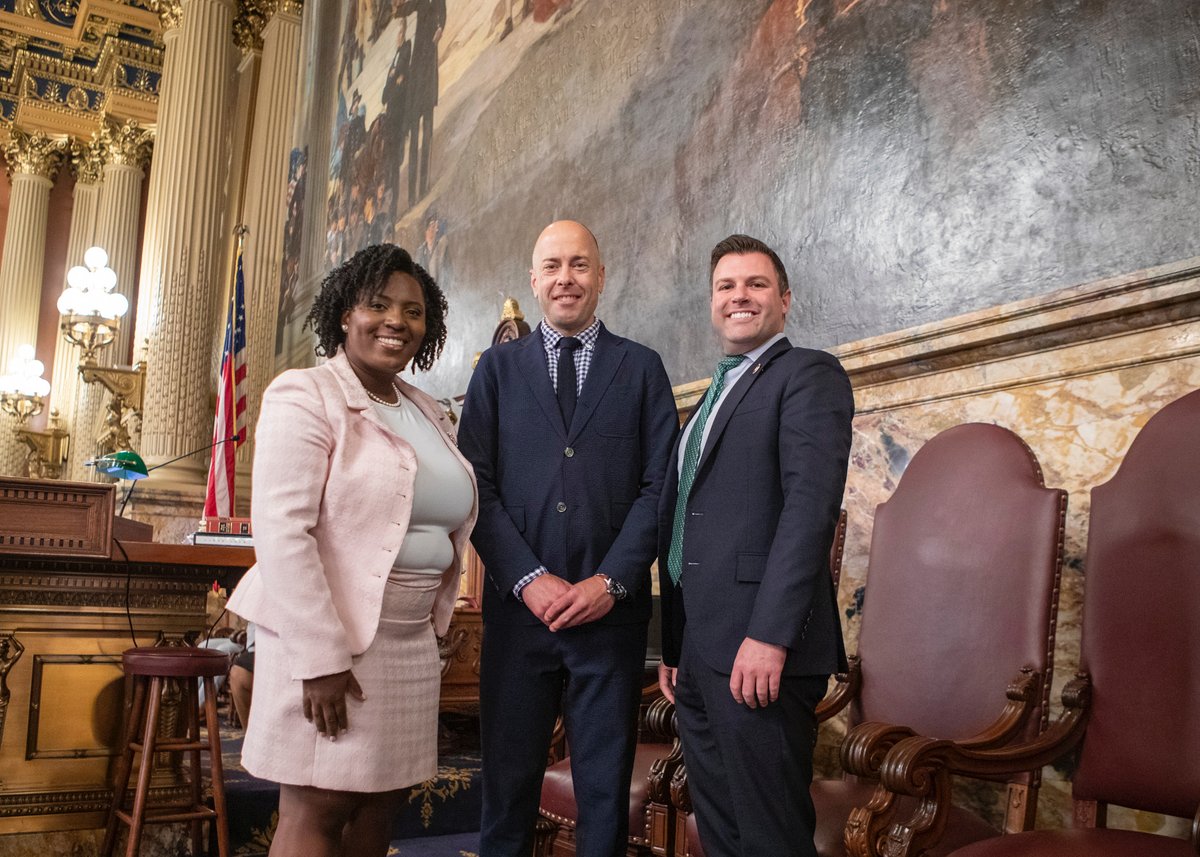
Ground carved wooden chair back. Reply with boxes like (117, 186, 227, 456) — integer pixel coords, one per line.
(852, 423, 1066, 751)
(1072, 387, 1200, 822)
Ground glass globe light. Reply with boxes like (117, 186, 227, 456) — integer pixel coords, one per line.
(83, 246, 109, 270)
(67, 266, 90, 289)
(97, 291, 127, 320)
(107, 291, 129, 319)
(57, 289, 79, 315)
(96, 266, 118, 292)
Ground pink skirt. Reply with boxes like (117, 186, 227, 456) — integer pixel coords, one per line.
(239, 570, 442, 792)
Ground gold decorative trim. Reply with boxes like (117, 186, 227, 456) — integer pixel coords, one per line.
(0, 1, 161, 44)
(0, 632, 24, 749)
(98, 114, 152, 168)
(69, 129, 106, 182)
(234, 0, 303, 52)
(233, 0, 266, 52)
(0, 784, 192, 818)
(146, 0, 183, 31)
(0, 126, 68, 178)
(0, 3, 164, 141)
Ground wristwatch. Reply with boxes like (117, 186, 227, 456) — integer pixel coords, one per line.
(596, 573, 628, 601)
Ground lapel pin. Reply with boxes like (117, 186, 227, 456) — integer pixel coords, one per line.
(752, 363, 763, 375)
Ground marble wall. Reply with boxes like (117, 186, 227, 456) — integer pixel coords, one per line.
(760, 256, 1200, 837)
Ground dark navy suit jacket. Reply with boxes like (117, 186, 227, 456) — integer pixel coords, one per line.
(658, 338, 854, 676)
(459, 323, 679, 626)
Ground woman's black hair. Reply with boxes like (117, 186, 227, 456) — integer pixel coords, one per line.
(304, 243, 448, 371)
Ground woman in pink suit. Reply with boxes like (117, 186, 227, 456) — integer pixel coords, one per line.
(228, 244, 477, 857)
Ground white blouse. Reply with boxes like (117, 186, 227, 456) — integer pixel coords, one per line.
(372, 395, 474, 575)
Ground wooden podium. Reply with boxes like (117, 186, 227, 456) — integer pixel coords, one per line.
(0, 477, 254, 834)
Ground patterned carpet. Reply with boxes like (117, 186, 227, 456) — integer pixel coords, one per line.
(216, 714, 482, 856)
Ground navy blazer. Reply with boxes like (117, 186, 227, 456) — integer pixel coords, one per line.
(459, 323, 679, 626)
(658, 338, 854, 676)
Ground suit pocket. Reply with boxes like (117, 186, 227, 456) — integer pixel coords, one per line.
(735, 552, 768, 582)
(729, 402, 769, 420)
(505, 505, 525, 532)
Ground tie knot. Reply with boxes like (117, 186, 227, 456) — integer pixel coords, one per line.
(713, 355, 744, 382)
(558, 337, 581, 352)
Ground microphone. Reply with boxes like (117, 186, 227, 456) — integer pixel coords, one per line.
(114, 435, 242, 517)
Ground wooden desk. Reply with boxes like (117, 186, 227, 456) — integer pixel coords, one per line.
(0, 477, 484, 833)
(0, 535, 253, 834)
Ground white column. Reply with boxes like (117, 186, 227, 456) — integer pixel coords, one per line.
(240, 2, 302, 463)
(54, 139, 105, 481)
(0, 130, 68, 477)
(95, 119, 154, 366)
(134, 0, 237, 481)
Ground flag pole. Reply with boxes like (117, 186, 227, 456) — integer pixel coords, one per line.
(203, 224, 250, 522)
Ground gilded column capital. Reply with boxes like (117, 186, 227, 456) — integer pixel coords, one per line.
(70, 134, 108, 185)
(147, 0, 185, 31)
(235, 0, 303, 52)
(99, 118, 155, 170)
(234, 0, 269, 52)
(1, 129, 70, 181)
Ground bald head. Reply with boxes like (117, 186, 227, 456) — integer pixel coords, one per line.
(531, 220, 602, 268)
(530, 220, 606, 337)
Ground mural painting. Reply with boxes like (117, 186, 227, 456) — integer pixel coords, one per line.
(283, 0, 1200, 403)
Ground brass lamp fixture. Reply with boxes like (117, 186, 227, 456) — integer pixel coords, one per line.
(58, 246, 146, 458)
(0, 345, 69, 478)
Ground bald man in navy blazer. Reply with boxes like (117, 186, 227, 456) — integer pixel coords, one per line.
(459, 221, 678, 857)
(657, 235, 854, 857)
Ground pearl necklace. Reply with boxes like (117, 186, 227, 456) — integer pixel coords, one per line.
(365, 381, 404, 408)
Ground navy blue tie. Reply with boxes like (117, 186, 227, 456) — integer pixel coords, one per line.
(557, 337, 581, 428)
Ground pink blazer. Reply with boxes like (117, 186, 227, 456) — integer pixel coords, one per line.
(227, 351, 478, 681)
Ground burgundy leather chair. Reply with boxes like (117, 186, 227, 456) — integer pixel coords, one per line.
(822, 423, 1067, 857)
(536, 688, 677, 857)
(883, 389, 1200, 857)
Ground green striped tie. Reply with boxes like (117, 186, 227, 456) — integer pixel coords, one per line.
(667, 355, 745, 585)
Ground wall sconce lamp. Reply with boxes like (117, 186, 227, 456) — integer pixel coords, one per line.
(0, 345, 69, 478)
(58, 246, 145, 458)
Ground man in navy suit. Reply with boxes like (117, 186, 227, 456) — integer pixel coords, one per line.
(657, 235, 854, 857)
(458, 220, 678, 857)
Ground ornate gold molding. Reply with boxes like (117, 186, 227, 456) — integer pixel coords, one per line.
(0, 3, 164, 140)
(233, 0, 268, 52)
(69, 130, 107, 182)
(234, 0, 303, 52)
(98, 115, 153, 168)
(0, 127, 68, 178)
(146, 0, 183, 31)
(0, 632, 24, 748)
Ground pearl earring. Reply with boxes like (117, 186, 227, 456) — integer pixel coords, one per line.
(342, 324, 349, 331)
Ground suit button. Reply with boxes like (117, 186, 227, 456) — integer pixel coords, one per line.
(556, 502, 567, 513)
(564, 447, 575, 458)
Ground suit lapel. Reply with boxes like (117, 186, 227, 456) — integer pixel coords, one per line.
(694, 338, 792, 476)
(516, 334, 568, 441)
(569, 326, 626, 441)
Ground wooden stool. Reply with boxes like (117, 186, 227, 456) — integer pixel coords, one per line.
(101, 646, 231, 857)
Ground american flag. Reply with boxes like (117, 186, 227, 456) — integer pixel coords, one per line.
(204, 248, 248, 518)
